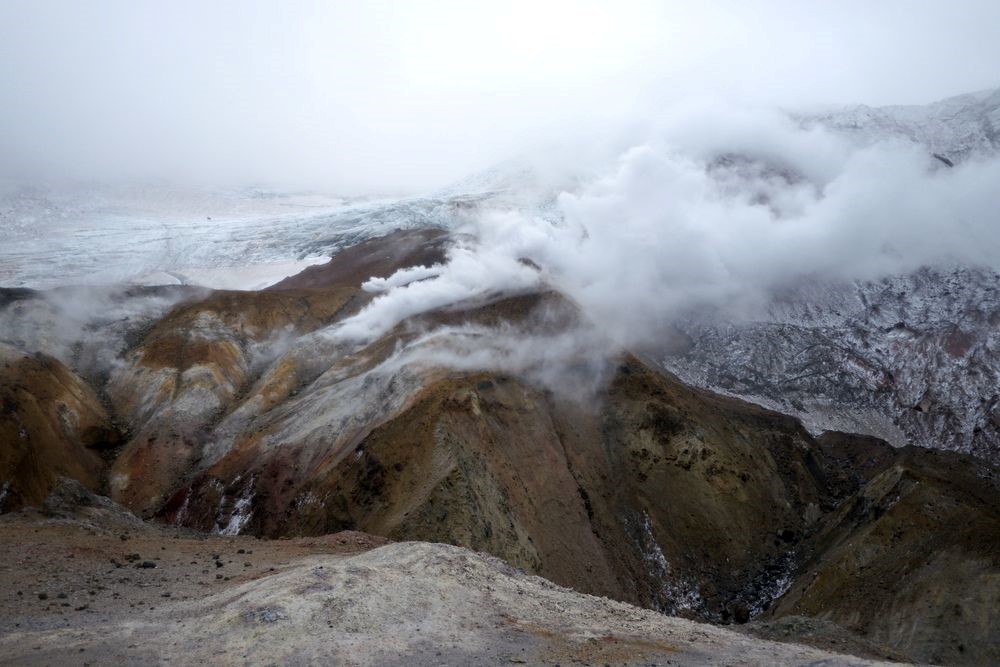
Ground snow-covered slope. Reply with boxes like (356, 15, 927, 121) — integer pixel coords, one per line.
(799, 87, 1000, 163)
(656, 89, 1000, 462)
(0, 183, 497, 289)
(661, 267, 1000, 461)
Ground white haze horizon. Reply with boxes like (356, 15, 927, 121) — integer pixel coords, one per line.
(2, 1, 1000, 194)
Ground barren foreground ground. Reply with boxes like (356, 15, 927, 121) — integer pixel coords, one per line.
(0, 494, 895, 667)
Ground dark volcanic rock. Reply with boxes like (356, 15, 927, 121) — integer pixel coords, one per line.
(267, 228, 449, 291)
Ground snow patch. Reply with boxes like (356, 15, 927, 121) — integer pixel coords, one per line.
(632, 510, 704, 615)
(215, 476, 257, 536)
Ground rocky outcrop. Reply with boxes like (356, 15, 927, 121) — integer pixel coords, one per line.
(105, 286, 359, 513)
(0, 344, 117, 511)
(771, 432, 1000, 666)
(104, 228, 452, 516)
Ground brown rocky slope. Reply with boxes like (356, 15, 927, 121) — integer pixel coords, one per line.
(1, 228, 997, 665)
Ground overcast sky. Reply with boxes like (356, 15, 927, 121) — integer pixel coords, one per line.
(1, 0, 998, 193)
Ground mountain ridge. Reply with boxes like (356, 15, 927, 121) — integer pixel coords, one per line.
(2, 228, 997, 665)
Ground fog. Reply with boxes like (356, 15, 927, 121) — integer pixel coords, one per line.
(2, 1, 999, 193)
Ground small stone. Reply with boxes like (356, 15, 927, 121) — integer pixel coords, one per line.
(56, 592, 68, 599)
(38, 593, 48, 600)
(136, 561, 157, 569)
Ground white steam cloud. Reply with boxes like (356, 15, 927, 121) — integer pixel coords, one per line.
(331, 240, 542, 344)
(0, 286, 199, 382)
(325, 105, 1000, 359)
(380, 323, 618, 402)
